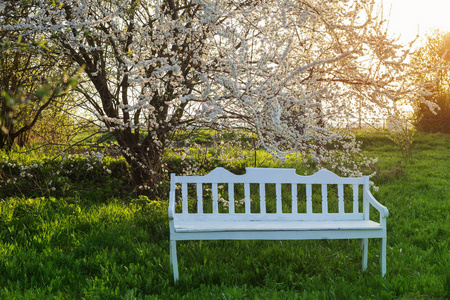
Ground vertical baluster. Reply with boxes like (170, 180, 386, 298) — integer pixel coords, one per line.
(260, 183, 266, 214)
(363, 177, 370, 220)
(338, 184, 345, 214)
(306, 184, 312, 214)
(291, 183, 298, 214)
(212, 183, 218, 214)
(182, 183, 188, 214)
(244, 183, 250, 214)
(321, 184, 328, 214)
(228, 183, 235, 214)
(197, 183, 203, 214)
(353, 184, 359, 214)
(276, 183, 282, 214)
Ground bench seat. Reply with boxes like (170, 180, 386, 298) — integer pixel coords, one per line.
(174, 220, 382, 233)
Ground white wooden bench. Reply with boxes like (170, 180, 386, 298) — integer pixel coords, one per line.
(168, 167, 388, 282)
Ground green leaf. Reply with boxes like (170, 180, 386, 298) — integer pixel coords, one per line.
(35, 87, 51, 100)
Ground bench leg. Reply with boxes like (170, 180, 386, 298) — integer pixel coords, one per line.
(361, 238, 368, 272)
(380, 237, 387, 277)
(170, 240, 179, 283)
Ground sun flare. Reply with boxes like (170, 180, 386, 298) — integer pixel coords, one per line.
(382, 0, 450, 42)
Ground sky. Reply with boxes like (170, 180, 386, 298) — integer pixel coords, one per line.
(380, 0, 450, 44)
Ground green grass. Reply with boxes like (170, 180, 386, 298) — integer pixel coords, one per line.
(0, 133, 449, 299)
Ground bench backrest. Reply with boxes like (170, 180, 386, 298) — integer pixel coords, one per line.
(170, 167, 370, 222)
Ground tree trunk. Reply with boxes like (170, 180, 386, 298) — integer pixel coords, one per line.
(0, 117, 15, 151)
(114, 129, 166, 194)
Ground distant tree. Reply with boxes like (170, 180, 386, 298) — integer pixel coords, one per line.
(411, 30, 450, 133)
(1, 0, 438, 189)
(0, 1, 79, 150)
(25, 100, 79, 146)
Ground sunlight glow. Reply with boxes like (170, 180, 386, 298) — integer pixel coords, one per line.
(381, 0, 450, 43)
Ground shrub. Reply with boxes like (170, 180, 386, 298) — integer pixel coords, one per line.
(0, 149, 131, 201)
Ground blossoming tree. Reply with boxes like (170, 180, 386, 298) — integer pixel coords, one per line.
(1, 0, 435, 187)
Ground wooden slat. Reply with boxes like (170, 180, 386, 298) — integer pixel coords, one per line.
(174, 212, 365, 222)
(353, 184, 359, 214)
(363, 178, 370, 220)
(291, 184, 297, 214)
(306, 184, 312, 214)
(321, 184, 328, 214)
(197, 183, 203, 214)
(244, 183, 250, 214)
(175, 220, 381, 232)
(182, 183, 188, 214)
(338, 184, 345, 214)
(173, 168, 365, 185)
(260, 183, 266, 214)
(212, 183, 218, 214)
(228, 183, 235, 214)
(276, 183, 282, 214)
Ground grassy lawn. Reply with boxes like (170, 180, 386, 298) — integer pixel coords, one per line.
(0, 133, 449, 299)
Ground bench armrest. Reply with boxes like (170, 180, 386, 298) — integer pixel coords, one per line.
(168, 191, 175, 220)
(364, 187, 389, 219)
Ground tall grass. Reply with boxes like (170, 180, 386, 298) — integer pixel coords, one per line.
(0, 132, 449, 299)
